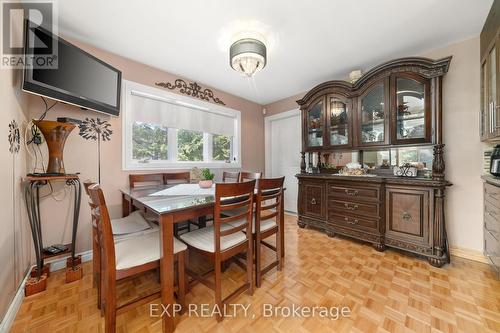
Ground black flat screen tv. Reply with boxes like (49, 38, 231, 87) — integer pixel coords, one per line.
(23, 20, 122, 116)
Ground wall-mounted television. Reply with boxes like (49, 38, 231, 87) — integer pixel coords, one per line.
(23, 20, 122, 116)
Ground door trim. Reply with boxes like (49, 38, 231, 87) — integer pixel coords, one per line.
(264, 108, 301, 213)
(264, 108, 301, 177)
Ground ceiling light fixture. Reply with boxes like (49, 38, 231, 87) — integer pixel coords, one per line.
(230, 38, 267, 77)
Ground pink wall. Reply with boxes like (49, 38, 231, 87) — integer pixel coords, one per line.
(264, 92, 304, 117)
(28, 40, 265, 254)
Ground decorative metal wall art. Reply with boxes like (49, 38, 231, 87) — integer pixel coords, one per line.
(79, 118, 112, 142)
(155, 79, 225, 105)
(8, 120, 20, 154)
(78, 118, 113, 183)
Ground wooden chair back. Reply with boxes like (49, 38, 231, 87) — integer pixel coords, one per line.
(83, 180, 99, 225)
(255, 177, 285, 230)
(83, 180, 95, 196)
(222, 171, 240, 183)
(213, 180, 256, 253)
(88, 184, 117, 282)
(164, 171, 190, 184)
(129, 173, 164, 188)
(239, 171, 262, 182)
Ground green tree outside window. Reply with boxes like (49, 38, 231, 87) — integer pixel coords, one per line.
(178, 129, 203, 161)
(132, 122, 168, 160)
(213, 134, 231, 161)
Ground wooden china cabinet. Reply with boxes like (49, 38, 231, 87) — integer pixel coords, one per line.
(296, 57, 452, 267)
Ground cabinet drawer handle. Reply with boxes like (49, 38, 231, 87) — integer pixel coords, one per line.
(344, 217, 359, 225)
(344, 203, 358, 210)
(345, 189, 359, 196)
(402, 212, 412, 222)
(310, 198, 317, 205)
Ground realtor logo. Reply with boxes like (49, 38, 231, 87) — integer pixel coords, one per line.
(1, 0, 57, 69)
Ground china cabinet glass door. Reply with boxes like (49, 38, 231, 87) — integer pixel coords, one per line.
(327, 96, 351, 147)
(392, 74, 430, 144)
(358, 81, 388, 146)
(306, 98, 324, 148)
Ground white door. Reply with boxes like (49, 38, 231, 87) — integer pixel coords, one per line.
(265, 110, 301, 213)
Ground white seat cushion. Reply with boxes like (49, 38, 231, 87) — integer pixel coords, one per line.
(179, 225, 247, 253)
(113, 223, 159, 243)
(111, 211, 151, 235)
(229, 217, 277, 234)
(115, 231, 187, 270)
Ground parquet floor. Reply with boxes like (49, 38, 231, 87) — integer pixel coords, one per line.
(10, 215, 500, 333)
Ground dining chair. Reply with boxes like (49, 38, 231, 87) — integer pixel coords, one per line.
(163, 171, 204, 234)
(83, 180, 101, 303)
(239, 171, 262, 182)
(179, 180, 255, 322)
(129, 173, 164, 188)
(88, 184, 187, 333)
(228, 177, 284, 287)
(222, 171, 261, 218)
(163, 171, 191, 184)
(222, 171, 240, 183)
(249, 177, 285, 287)
(84, 180, 160, 310)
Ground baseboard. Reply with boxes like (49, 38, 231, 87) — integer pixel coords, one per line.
(45, 249, 93, 272)
(0, 250, 93, 333)
(0, 269, 30, 333)
(450, 246, 488, 264)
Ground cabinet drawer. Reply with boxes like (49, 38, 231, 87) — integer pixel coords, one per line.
(327, 212, 379, 231)
(328, 199, 379, 218)
(485, 211, 500, 237)
(485, 229, 500, 267)
(485, 199, 500, 233)
(484, 183, 500, 208)
(328, 183, 380, 202)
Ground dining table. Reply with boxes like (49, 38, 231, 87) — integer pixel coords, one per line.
(120, 183, 285, 333)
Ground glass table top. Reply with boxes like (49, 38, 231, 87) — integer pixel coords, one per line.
(120, 184, 215, 214)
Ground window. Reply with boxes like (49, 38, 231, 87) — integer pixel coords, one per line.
(212, 134, 232, 161)
(177, 129, 203, 161)
(132, 122, 168, 161)
(123, 81, 241, 170)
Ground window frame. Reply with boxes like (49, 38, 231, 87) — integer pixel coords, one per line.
(122, 80, 241, 170)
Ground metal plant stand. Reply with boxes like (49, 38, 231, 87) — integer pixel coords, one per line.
(23, 174, 82, 295)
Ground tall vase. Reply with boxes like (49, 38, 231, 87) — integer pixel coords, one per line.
(33, 120, 75, 174)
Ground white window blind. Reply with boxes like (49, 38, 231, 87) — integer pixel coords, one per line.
(122, 80, 242, 170)
(130, 91, 235, 137)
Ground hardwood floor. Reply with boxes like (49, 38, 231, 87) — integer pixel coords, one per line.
(10, 214, 500, 333)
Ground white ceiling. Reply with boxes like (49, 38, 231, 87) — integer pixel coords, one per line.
(57, 0, 492, 105)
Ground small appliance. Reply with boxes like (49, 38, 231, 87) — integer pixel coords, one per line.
(490, 145, 500, 177)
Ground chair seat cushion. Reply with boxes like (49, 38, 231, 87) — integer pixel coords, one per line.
(111, 211, 152, 235)
(113, 223, 159, 243)
(229, 217, 277, 234)
(179, 225, 247, 253)
(115, 231, 186, 270)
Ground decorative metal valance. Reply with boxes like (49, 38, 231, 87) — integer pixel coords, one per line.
(155, 79, 225, 105)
